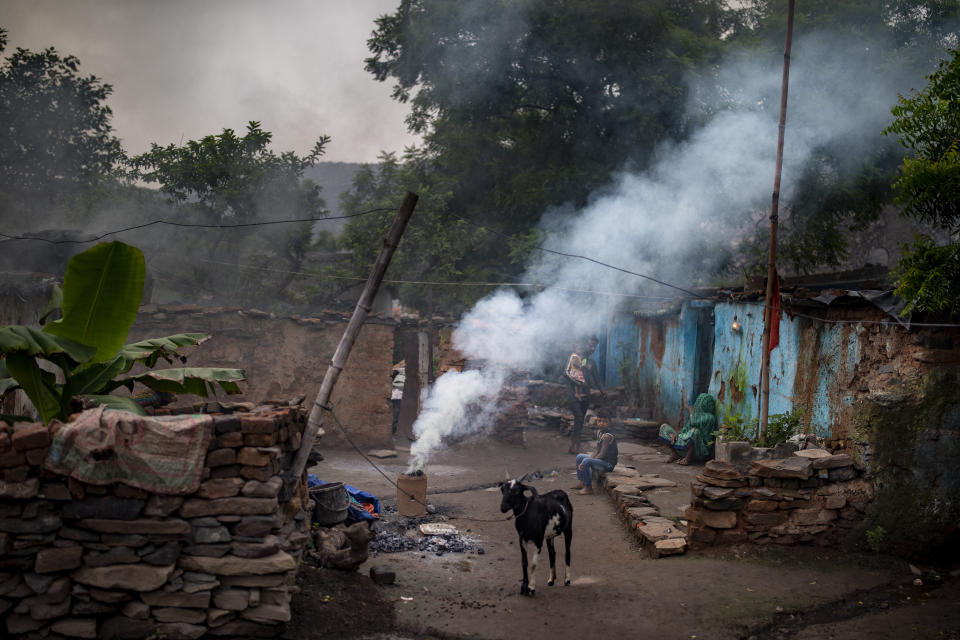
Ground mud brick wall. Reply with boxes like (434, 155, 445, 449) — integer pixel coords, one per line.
(686, 455, 873, 548)
(0, 405, 310, 639)
(129, 306, 397, 449)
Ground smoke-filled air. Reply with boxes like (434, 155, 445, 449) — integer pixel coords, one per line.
(406, 27, 934, 470)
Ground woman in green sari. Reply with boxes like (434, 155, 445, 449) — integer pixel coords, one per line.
(658, 393, 716, 465)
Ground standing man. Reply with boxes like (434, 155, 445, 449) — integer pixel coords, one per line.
(570, 409, 618, 495)
(565, 336, 602, 454)
(390, 362, 405, 435)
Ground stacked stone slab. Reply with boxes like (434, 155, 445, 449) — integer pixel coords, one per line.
(686, 454, 873, 548)
(591, 466, 687, 558)
(492, 370, 530, 446)
(0, 404, 309, 639)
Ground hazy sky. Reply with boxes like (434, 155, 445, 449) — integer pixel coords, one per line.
(0, 0, 420, 163)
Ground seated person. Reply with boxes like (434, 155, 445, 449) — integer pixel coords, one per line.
(569, 409, 618, 495)
(659, 393, 717, 465)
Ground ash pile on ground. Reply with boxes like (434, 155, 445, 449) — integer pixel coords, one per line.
(370, 506, 480, 555)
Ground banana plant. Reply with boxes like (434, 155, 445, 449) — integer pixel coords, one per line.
(0, 241, 246, 424)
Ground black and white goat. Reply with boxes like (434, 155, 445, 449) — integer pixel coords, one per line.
(499, 478, 573, 596)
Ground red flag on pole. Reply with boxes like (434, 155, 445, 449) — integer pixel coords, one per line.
(769, 269, 781, 352)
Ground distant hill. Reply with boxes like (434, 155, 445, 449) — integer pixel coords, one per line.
(302, 161, 365, 235)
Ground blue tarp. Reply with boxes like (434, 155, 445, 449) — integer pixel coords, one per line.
(307, 473, 380, 522)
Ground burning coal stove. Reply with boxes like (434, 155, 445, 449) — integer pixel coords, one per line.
(396, 470, 427, 517)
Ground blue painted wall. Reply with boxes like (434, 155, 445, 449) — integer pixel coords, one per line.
(609, 299, 864, 437)
(604, 305, 700, 422)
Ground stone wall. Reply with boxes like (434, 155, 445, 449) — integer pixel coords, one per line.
(852, 368, 960, 559)
(0, 405, 310, 639)
(129, 305, 397, 450)
(686, 454, 873, 548)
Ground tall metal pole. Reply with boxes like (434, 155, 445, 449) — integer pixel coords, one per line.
(759, 0, 795, 444)
(287, 192, 419, 486)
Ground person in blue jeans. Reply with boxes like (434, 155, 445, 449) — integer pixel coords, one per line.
(569, 410, 618, 495)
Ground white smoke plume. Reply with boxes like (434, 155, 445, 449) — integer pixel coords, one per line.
(406, 29, 950, 470)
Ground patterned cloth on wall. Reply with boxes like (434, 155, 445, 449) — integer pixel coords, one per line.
(45, 405, 213, 494)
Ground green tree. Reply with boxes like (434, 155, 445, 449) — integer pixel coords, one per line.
(130, 122, 332, 306)
(885, 45, 960, 315)
(333, 151, 482, 314)
(885, 44, 960, 231)
(355, 0, 729, 310)
(724, 0, 959, 275)
(0, 28, 124, 220)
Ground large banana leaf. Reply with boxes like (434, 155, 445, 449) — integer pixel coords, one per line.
(62, 358, 128, 400)
(107, 367, 246, 397)
(117, 333, 211, 370)
(44, 242, 145, 362)
(4, 353, 62, 424)
(80, 395, 147, 416)
(0, 326, 96, 363)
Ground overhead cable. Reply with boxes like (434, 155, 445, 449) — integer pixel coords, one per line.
(0, 207, 394, 245)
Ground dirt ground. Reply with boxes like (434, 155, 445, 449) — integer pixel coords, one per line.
(284, 429, 960, 640)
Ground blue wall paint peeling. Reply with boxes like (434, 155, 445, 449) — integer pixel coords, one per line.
(610, 299, 866, 437)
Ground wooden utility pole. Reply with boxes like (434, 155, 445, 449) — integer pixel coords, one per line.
(759, 0, 795, 444)
(287, 192, 419, 486)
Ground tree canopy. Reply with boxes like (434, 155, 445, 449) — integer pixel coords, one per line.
(349, 0, 730, 310)
(366, 0, 727, 224)
(349, 0, 960, 310)
(0, 28, 123, 217)
(130, 122, 332, 306)
(886, 44, 960, 316)
(885, 44, 960, 231)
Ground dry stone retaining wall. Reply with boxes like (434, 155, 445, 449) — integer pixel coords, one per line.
(0, 405, 310, 639)
(686, 453, 874, 547)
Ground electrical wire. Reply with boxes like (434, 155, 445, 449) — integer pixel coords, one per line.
(445, 211, 707, 299)
(0, 198, 705, 299)
(165, 254, 680, 301)
(0, 207, 395, 245)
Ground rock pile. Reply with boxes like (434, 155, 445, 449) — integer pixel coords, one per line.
(525, 407, 572, 434)
(0, 405, 310, 639)
(686, 455, 873, 547)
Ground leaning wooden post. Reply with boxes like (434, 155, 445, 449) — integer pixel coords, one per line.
(286, 192, 418, 490)
(759, 0, 794, 445)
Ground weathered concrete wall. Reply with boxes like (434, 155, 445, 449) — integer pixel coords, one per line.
(609, 306, 701, 424)
(129, 306, 397, 450)
(616, 297, 959, 441)
(851, 368, 960, 559)
(708, 300, 960, 441)
(0, 405, 309, 638)
(611, 296, 960, 555)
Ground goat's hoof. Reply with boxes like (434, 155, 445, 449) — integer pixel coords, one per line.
(564, 579, 571, 586)
(547, 579, 555, 587)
